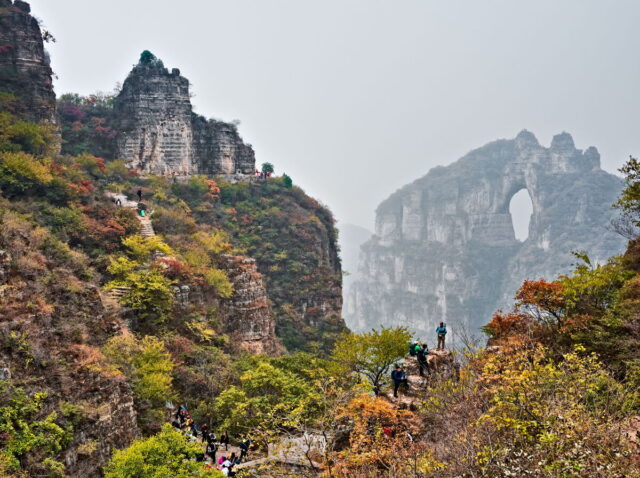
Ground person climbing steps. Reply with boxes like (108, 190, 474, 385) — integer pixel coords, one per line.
(391, 364, 408, 398)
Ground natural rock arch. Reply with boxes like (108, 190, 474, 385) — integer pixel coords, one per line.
(509, 188, 534, 241)
(346, 130, 625, 337)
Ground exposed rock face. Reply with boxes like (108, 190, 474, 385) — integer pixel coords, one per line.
(221, 255, 283, 356)
(0, 0, 59, 135)
(347, 131, 626, 338)
(113, 60, 255, 176)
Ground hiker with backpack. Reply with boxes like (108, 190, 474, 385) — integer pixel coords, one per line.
(417, 343, 430, 377)
(436, 322, 447, 350)
(391, 364, 408, 398)
(409, 341, 418, 356)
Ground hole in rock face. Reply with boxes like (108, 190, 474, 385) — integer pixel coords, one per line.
(509, 188, 533, 242)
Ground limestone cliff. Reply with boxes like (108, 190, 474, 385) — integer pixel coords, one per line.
(0, 0, 59, 137)
(346, 131, 626, 338)
(220, 255, 283, 356)
(113, 56, 255, 176)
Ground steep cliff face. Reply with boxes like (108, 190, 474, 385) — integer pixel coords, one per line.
(113, 57, 255, 176)
(0, 0, 58, 134)
(0, 216, 139, 477)
(190, 179, 346, 354)
(220, 255, 283, 356)
(346, 131, 626, 337)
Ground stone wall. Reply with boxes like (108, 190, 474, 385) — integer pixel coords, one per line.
(346, 131, 626, 339)
(113, 59, 255, 177)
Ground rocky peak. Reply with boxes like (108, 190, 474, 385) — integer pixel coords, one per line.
(550, 131, 575, 152)
(0, 0, 59, 142)
(346, 131, 625, 337)
(515, 129, 540, 150)
(113, 52, 256, 177)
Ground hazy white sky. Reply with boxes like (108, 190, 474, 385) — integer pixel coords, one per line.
(29, 0, 640, 230)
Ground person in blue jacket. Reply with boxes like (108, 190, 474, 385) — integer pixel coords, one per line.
(436, 322, 447, 350)
(391, 364, 408, 398)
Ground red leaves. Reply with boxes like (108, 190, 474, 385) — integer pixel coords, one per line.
(484, 310, 531, 340)
(515, 279, 565, 319)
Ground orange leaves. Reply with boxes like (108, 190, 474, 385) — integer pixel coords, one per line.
(483, 310, 531, 341)
(203, 179, 220, 201)
(331, 394, 417, 474)
(515, 279, 565, 319)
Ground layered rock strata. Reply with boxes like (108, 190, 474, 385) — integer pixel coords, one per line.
(221, 255, 283, 356)
(0, 0, 59, 137)
(113, 60, 255, 176)
(347, 131, 626, 338)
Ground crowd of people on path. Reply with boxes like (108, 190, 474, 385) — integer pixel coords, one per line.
(391, 322, 448, 398)
(172, 405, 253, 476)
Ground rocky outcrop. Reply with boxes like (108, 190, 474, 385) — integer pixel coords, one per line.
(113, 57, 255, 176)
(220, 255, 283, 356)
(0, 0, 58, 136)
(347, 131, 626, 338)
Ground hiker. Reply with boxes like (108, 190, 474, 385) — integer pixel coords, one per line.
(229, 452, 240, 466)
(409, 341, 418, 356)
(417, 343, 430, 377)
(436, 322, 447, 350)
(201, 423, 209, 442)
(239, 439, 250, 462)
(137, 189, 142, 201)
(205, 441, 218, 463)
(220, 430, 229, 450)
(391, 364, 408, 398)
(190, 420, 199, 438)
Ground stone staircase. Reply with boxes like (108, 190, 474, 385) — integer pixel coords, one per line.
(105, 191, 157, 238)
(103, 192, 160, 304)
(138, 216, 155, 238)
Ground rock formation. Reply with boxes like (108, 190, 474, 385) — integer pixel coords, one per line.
(347, 131, 626, 339)
(113, 55, 255, 176)
(220, 255, 283, 356)
(0, 0, 59, 136)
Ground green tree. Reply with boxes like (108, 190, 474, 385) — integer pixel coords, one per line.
(139, 50, 157, 65)
(261, 162, 274, 174)
(103, 334, 176, 430)
(104, 424, 220, 477)
(0, 383, 66, 475)
(213, 360, 324, 437)
(332, 326, 411, 394)
(282, 173, 293, 188)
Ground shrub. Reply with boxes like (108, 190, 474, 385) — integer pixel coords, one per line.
(0, 151, 53, 197)
(203, 268, 233, 298)
(104, 424, 220, 477)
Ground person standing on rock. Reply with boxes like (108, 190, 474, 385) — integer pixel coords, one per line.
(391, 364, 408, 398)
(417, 343, 430, 376)
(137, 189, 142, 201)
(436, 322, 447, 350)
